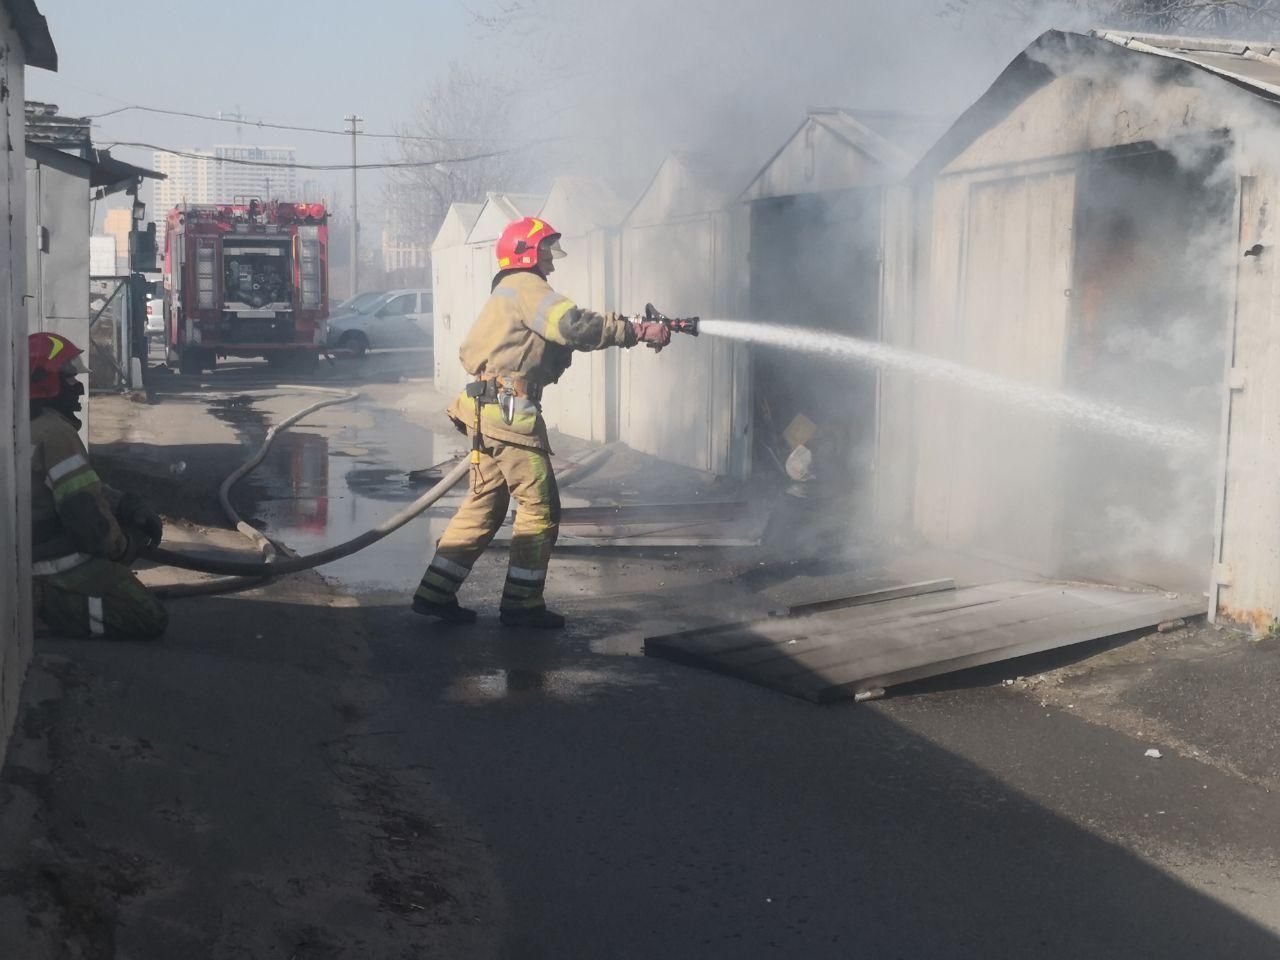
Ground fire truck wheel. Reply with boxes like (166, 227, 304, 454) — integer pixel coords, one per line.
(338, 331, 369, 359)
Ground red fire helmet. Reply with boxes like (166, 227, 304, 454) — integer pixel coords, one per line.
(496, 217, 560, 270)
(28, 332, 86, 400)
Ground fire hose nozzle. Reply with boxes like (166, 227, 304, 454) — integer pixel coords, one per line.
(644, 302, 699, 337)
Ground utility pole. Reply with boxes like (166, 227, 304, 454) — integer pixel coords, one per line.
(345, 114, 363, 297)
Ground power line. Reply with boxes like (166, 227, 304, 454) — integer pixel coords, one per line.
(85, 102, 497, 143)
(101, 141, 526, 171)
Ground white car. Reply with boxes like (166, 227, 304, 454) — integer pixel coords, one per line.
(326, 288, 432, 358)
(144, 279, 164, 342)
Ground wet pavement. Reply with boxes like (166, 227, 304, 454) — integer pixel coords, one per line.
(62, 367, 1280, 957)
(201, 379, 1280, 958)
(240, 400, 470, 593)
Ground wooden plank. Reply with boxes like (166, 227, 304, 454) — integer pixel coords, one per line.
(644, 579, 1204, 703)
(701, 586, 1081, 676)
(643, 581, 1044, 662)
(794, 597, 1207, 703)
(740, 591, 1197, 686)
(786, 578, 955, 616)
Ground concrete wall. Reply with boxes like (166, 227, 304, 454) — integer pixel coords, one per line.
(1, 15, 33, 765)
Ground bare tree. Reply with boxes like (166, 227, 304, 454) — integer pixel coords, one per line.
(383, 63, 523, 253)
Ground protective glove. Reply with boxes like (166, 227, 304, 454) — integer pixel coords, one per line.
(629, 319, 671, 352)
(115, 527, 144, 566)
(117, 491, 164, 548)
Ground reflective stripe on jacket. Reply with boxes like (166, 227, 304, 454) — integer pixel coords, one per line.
(448, 270, 636, 449)
(30, 410, 130, 566)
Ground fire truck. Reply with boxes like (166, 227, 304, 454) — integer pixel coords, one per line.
(163, 199, 328, 374)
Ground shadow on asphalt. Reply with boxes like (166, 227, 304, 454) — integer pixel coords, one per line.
(9, 579, 1277, 957)
(260, 596, 1280, 958)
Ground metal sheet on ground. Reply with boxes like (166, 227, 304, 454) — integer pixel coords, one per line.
(644, 580, 1205, 703)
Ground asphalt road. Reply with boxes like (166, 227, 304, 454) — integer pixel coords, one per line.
(237, 367, 1280, 959)
(8, 359, 1276, 958)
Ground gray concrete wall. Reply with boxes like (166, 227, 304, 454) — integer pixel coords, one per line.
(1, 13, 34, 766)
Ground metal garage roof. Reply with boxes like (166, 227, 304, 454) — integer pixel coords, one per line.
(1095, 29, 1280, 100)
(742, 108, 950, 201)
(913, 28, 1280, 181)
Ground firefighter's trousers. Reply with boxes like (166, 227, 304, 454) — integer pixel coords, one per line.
(34, 557, 168, 640)
(416, 440, 560, 612)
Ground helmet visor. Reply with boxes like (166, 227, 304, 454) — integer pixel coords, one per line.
(544, 237, 567, 260)
(64, 354, 88, 377)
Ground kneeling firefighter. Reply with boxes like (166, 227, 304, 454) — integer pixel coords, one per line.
(414, 216, 690, 628)
(28, 333, 168, 640)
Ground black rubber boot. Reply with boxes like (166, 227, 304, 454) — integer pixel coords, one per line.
(412, 596, 478, 625)
(499, 607, 566, 630)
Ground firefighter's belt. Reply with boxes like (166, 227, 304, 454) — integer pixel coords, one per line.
(471, 375, 543, 404)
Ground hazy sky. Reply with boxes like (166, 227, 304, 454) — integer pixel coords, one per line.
(28, 0, 479, 217)
(26, 0, 1086, 231)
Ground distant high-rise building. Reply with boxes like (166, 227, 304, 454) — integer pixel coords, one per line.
(151, 145, 299, 231)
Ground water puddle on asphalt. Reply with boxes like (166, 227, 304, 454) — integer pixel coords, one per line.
(246, 404, 471, 593)
(212, 394, 749, 612)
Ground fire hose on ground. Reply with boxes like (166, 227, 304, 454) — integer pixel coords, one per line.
(144, 387, 619, 599)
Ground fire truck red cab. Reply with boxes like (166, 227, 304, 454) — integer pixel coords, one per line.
(163, 200, 328, 374)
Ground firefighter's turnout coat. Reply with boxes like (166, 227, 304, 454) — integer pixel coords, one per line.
(30, 410, 167, 639)
(445, 270, 636, 449)
(418, 269, 637, 614)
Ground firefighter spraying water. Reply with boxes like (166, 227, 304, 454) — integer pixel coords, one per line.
(412, 216, 698, 629)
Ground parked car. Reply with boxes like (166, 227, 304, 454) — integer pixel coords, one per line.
(332, 290, 386, 316)
(144, 278, 164, 344)
(326, 289, 432, 358)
